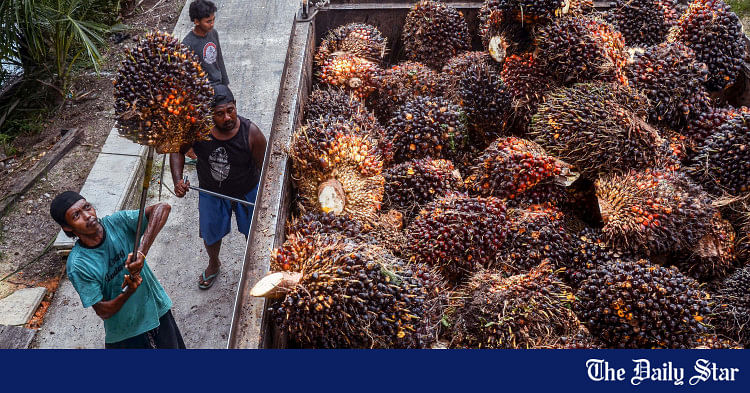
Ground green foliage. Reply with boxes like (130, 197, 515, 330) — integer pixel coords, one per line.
(728, 0, 750, 18)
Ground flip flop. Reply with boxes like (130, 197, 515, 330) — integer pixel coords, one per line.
(198, 268, 220, 290)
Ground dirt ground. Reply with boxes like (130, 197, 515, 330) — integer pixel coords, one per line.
(0, 0, 188, 326)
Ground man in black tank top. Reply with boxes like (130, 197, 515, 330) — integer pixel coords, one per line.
(170, 85, 267, 289)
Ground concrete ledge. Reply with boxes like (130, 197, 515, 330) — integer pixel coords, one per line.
(52, 128, 146, 254)
(0, 287, 46, 326)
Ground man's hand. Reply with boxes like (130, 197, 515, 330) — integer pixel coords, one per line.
(125, 252, 144, 276)
(122, 273, 142, 292)
(175, 178, 190, 197)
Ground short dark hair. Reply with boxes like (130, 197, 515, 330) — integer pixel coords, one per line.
(189, 0, 217, 21)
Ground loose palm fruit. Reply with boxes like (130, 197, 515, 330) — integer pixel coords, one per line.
(535, 16, 627, 85)
(260, 235, 446, 348)
(626, 42, 712, 130)
(449, 263, 582, 349)
(113, 31, 214, 153)
(575, 259, 712, 348)
(386, 95, 467, 164)
(667, 0, 745, 91)
(605, 0, 678, 47)
(465, 137, 578, 200)
(405, 193, 509, 284)
(401, 0, 471, 70)
(530, 83, 667, 177)
(383, 158, 463, 221)
(595, 168, 716, 257)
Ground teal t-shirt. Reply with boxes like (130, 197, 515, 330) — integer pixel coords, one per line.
(66, 210, 172, 343)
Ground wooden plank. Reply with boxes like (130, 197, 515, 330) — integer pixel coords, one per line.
(0, 325, 37, 349)
(0, 128, 84, 216)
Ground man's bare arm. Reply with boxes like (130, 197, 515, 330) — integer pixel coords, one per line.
(249, 122, 267, 173)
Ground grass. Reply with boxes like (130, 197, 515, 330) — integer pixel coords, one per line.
(728, 0, 750, 19)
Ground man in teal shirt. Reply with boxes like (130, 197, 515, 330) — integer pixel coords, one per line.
(50, 191, 184, 348)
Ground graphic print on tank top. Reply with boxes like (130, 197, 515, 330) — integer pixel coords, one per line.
(203, 42, 217, 64)
(209, 147, 230, 185)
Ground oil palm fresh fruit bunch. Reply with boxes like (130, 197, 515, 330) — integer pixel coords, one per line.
(683, 106, 749, 148)
(501, 53, 558, 132)
(405, 192, 509, 284)
(114, 31, 214, 153)
(465, 137, 578, 201)
(386, 95, 467, 164)
(575, 259, 712, 348)
(441, 51, 496, 92)
(711, 265, 750, 347)
(373, 61, 445, 121)
(290, 116, 384, 227)
(626, 42, 712, 130)
(383, 158, 463, 221)
(686, 111, 750, 196)
(604, 0, 679, 47)
(535, 16, 627, 85)
(595, 168, 716, 257)
(448, 262, 582, 349)
(667, 0, 745, 91)
(672, 214, 737, 282)
(401, 0, 471, 70)
(447, 62, 513, 146)
(255, 235, 446, 348)
(316, 53, 382, 99)
(286, 211, 364, 239)
(304, 87, 378, 127)
(530, 82, 666, 177)
(315, 23, 387, 65)
(495, 206, 576, 276)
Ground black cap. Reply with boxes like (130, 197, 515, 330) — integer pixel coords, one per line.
(50, 191, 85, 227)
(212, 84, 235, 108)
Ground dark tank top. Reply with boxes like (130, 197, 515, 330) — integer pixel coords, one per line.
(193, 116, 260, 198)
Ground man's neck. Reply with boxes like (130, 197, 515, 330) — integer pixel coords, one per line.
(78, 222, 105, 248)
(212, 121, 241, 140)
(193, 27, 209, 37)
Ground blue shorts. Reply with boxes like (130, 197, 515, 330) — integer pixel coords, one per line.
(198, 185, 258, 246)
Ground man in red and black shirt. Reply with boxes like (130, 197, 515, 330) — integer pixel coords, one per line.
(170, 85, 266, 289)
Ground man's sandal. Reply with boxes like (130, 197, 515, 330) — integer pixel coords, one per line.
(198, 268, 220, 290)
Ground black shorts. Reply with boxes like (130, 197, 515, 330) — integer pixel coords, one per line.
(105, 310, 186, 349)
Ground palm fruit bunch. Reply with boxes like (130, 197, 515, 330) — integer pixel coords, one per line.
(712, 265, 750, 346)
(604, 0, 678, 47)
(449, 263, 582, 349)
(286, 211, 364, 239)
(494, 206, 576, 276)
(304, 87, 378, 126)
(626, 42, 712, 130)
(684, 106, 750, 147)
(667, 0, 745, 91)
(405, 193, 509, 284)
(383, 158, 463, 221)
(316, 53, 382, 99)
(441, 51, 496, 93)
(672, 214, 737, 282)
(466, 137, 578, 201)
(290, 116, 384, 226)
(501, 53, 558, 131)
(113, 31, 213, 153)
(447, 62, 513, 146)
(401, 1, 471, 70)
(372, 62, 445, 121)
(477, 7, 533, 64)
(314, 23, 387, 65)
(529, 83, 665, 177)
(549, 329, 606, 349)
(386, 95, 467, 164)
(262, 235, 445, 348)
(561, 227, 636, 289)
(686, 111, 750, 196)
(574, 259, 712, 348)
(595, 168, 716, 257)
(535, 16, 627, 85)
